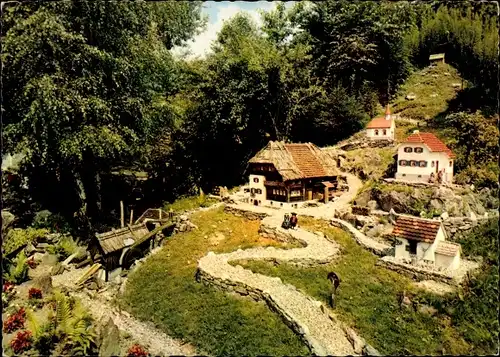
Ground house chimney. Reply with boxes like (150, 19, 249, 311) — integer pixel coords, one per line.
(385, 104, 391, 120)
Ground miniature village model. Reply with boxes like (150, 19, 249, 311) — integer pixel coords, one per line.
(392, 215, 461, 271)
(396, 131, 455, 183)
(365, 104, 395, 141)
(244, 141, 344, 208)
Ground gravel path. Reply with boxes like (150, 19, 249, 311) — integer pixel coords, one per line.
(198, 173, 363, 355)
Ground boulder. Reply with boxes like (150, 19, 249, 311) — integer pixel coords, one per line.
(1, 210, 16, 234)
(468, 211, 477, 222)
(33, 274, 53, 295)
(429, 199, 443, 212)
(346, 328, 366, 354)
(98, 318, 121, 357)
(378, 191, 408, 213)
(367, 200, 378, 211)
(50, 262, 65, 276)
(355, 190, 372, 207)
(440, 212, 449, 221)
(363, 344, 381, 356)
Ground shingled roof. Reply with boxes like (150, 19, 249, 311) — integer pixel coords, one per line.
(248, 141, 338, 181)
(435, 241, 461, 257)
(366, 116, 393, 129)
(95, 223, 150, 255)
(392, 215, 442, 243)
(403, 132, 455, 158)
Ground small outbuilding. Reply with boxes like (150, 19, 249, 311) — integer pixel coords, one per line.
(392, 215, 461, 271)
(91, 223, 154, 281)
(429, 53, 445, 65)
(366, 104, 395, 141)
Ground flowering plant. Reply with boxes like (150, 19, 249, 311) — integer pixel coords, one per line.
(28, 288, 43, 300)
(3, 308, 26, 333)
(10, 330, 33, 354)
(127, 344, 149, 357)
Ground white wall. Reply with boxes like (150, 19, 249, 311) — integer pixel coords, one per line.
(366, 126, 394, 140)
(395, 144, 454, 183)
(435, 253, 460, 270)
(394, 237, 410, 259)
(248, 174, 266, 205)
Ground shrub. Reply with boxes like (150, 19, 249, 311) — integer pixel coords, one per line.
(127, 344, 149, 357)
(3, 307, 26, 333)
(28, 288, 43, 300)
(3, 281, 14, 293)
(47, 235, 86, 261)
(3, 228, 49, 256)
(10, 330, 33, 354)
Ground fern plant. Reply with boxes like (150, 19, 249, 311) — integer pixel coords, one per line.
(51, 290, 96, 355)
(4, 251, 29, 284)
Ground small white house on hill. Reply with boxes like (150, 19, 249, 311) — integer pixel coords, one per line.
(366, 105, 395, 141)
(392, 215, 461, 271)
(396, 131, 454, 183)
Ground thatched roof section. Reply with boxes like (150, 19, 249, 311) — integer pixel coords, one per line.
(248, 141, 338, 181)
(95, 223, 150, 255)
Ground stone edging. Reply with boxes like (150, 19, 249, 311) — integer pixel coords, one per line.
(197, 213, 356, 355)
(330, 218, 391, 256)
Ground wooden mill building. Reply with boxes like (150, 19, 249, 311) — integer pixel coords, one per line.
(247, 141, 340, 205)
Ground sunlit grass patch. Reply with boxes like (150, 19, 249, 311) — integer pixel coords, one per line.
(121, 206, 308, 356)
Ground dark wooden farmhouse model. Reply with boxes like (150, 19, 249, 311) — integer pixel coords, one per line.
(247, 141, 341, 205)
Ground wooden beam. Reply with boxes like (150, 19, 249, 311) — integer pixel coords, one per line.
(120, 201, 124, 228)
(129, 209, 134, 226)
(130, 219, 175, 250)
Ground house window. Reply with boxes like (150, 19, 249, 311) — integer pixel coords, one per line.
(419, 161, 427, 167)
(399, 160, 407, 166)
(449, 161, 453, 167)
(383, 129, 387, 135)
(405, 241, 417, 254)
(431, 161, 435, 167)
(404, 147, 413, 153)
(402, 174, 406, 177)
(253, 178, 259, 183)
(414, 147, 423, 153)
(255, 189, 262, 194)
(410, 160, 417, 167)
(291, 190, 301, 197)
(375, 130, 379, 135)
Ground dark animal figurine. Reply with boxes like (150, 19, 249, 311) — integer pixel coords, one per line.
(327, 272, 341, 308)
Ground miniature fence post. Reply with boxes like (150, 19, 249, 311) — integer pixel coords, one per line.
(120, 201, 125, 228)
(129, 209, 134, 226)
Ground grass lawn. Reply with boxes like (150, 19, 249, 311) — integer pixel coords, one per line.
(120, 206, 309, 356)
(391, 63, 464, 121)
(163, 194, 218, 213)
(236, 217, 486, 355)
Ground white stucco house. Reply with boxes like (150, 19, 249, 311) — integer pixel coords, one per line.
(366, 105, 395, 141)
(392, 215, 461, 270)
(395, 131, 455, 183)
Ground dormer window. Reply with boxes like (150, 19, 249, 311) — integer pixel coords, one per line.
(253, 178, 259, 183)
(404, 147, 413, 153)
(414, 147, 423, 153)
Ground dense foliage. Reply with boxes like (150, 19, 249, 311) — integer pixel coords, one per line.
(2, 0, 498, 232)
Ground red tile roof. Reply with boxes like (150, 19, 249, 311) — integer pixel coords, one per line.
(392, 216, 442, 243)
(435, 241, 461, 257)
(366, 117, 393, 129)
(285, 143, 327, 178)
(403, 132, 455, 158)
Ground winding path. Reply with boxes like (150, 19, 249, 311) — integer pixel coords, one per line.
(197, 174, 364, 355)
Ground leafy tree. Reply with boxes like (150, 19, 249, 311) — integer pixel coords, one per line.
(2, 1, 205, 231)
